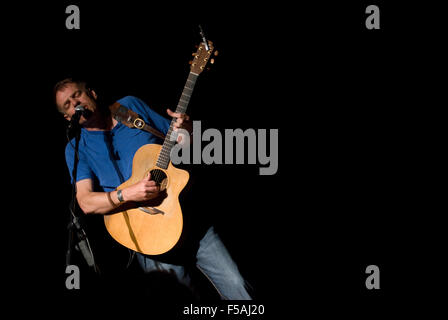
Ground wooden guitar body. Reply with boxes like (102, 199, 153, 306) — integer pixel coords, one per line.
(104, 144, 189, 255)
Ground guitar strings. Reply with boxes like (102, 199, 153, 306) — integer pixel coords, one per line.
(153, 120, 175, 184)
(151, 103, 183, 186)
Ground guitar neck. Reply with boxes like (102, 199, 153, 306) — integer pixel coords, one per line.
(156, 72, 198, 169)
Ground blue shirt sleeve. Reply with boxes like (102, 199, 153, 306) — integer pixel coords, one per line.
(117, 96, 171, 135)
(65, 140, 95, 184)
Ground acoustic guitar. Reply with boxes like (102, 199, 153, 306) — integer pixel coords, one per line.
(104, 40, 215, 255)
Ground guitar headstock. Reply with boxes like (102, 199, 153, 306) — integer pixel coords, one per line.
(190, 41, 217, 74)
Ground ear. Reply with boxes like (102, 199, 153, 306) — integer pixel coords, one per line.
(89, 89, 98, 100)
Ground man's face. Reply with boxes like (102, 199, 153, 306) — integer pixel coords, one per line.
(55, 82, 98, 124)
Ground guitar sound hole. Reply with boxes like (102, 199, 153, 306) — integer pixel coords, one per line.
(150, 169, 168, 190)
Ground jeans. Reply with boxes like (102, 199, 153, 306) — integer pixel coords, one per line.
(136, 226, 252, 300)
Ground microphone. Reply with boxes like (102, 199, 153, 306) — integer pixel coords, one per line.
(68, 105, 91, 129)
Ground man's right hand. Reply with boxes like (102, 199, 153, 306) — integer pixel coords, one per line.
(122, 173, 160, 202)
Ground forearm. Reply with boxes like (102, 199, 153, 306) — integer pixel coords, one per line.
(76, 176, 158, 215)
(77, 190, 122, 215)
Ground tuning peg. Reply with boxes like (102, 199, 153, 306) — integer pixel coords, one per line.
(214, 50, 219, 56)
(210, 58, 215, 64)
(188, 60, 193, 65)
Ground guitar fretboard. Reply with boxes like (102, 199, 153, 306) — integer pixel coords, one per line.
(156, 72, 198, 169)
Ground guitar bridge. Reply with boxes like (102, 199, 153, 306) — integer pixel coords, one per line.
(138, 206, 165, 215)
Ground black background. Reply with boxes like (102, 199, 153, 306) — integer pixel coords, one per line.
(3, 0, 444, 318)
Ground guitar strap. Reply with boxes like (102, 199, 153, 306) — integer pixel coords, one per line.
(109, 102, 166, 140)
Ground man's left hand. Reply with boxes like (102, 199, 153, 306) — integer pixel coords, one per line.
(167, 109, 193, 143)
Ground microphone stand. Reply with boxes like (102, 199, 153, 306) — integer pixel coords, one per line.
(65, 122, 99, 274)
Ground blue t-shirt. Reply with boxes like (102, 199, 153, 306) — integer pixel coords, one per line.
(65, 96, 170, 192)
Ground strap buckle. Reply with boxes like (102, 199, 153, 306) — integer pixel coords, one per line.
(133, 118, 146, 129)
